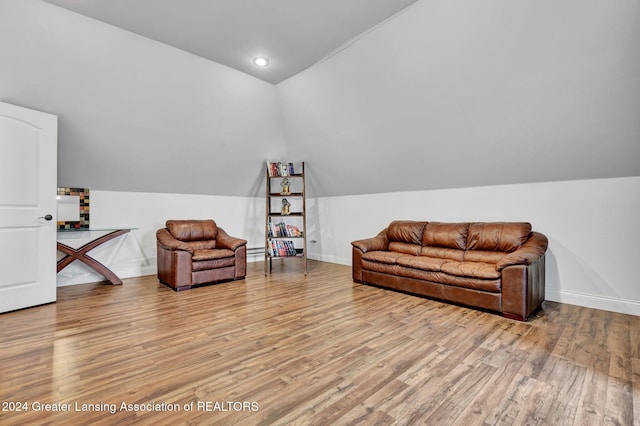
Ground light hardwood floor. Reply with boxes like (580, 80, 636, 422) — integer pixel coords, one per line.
(1, 260, 638, 425)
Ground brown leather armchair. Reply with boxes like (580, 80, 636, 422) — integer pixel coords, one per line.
(156, 219, 247, 291)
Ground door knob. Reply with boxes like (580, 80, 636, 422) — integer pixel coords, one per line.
(39, 214, 53, 221)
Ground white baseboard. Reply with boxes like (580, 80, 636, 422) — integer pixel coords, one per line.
(306, 253, 349, 266)
(545, 289, 640, 316)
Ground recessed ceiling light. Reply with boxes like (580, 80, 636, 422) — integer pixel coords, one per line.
(253, 57, 269, 67)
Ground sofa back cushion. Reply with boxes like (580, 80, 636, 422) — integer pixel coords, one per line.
(421, 222, 469, 250)
(167, 219, 218, 242)
(421, 246, 464, 261)
(387, 221, 426, 245)
(389, 242, 422, 255)
(466, 222, 531, 252)
(463, 250, 508, 264)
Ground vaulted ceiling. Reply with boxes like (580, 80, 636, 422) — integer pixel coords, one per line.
(42, 0, 419, 84)
(3, 0, 638, 198)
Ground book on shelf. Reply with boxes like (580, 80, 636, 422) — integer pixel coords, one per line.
(266, 161, 296, 177)
(269, 239, 297, 257)
(268, 222, 303, 238)
(285, 240, 296, 256)
(287, 224, 303, 237)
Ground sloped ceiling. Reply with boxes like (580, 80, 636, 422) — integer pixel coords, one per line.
(277, 0, 640, 196)
(41, 0, 420, 84)
(3, 0, 638, 198)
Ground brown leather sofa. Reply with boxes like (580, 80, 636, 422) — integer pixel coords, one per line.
(156, 219, 247, 291)
(352, 221, 548, 321)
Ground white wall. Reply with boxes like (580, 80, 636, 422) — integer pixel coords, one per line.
(306, 176, 640, 316)
(278, 0, 640, 197)
(0, 0, 285, 197)
(58, 178, 640, 318)
(56, 190, 264, 286)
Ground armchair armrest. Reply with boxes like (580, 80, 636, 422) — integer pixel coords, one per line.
(156, 228, 194, 254)
(351, 229, 389, 253)
(496, 232, 548, 271)
(216, 227, 248, 251)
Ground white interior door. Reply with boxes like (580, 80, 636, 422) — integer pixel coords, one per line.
(0, 102, 57, 313)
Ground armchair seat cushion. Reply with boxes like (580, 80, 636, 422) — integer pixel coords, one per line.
(192, 248, 235, 261)
(193, 257, 236, 272)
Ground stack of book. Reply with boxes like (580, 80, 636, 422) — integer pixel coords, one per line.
(270, 240, 297, 257)
(268, 222, 303, 237)
(267, 161, 295, 177)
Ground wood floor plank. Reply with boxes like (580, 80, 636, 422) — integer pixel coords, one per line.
(632, 357, 640, 426)
(0, 260, 637, 425)
(604, 376, 634, 426)
(484, 374, 546, 425)
(573, 353, 611, 426)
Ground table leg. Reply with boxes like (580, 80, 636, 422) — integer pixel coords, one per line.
(56, 229, 130, 285)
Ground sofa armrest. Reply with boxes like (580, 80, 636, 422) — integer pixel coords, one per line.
(352, 229, 388, 283)
(215, 227, 248, 251)
(496, 232, 548, 271)
(156, 228, 194, 254)
(351, 229, 389, 253)
(501, 255, 546, 320)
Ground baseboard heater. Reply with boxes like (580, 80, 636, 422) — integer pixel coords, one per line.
(247, 247, 265, 257)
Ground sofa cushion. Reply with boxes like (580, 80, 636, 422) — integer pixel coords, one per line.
(362, 250, 405, 265)
(463, 250, 508, 264)
(420, 246, 464, 261)
(421, 222, 469, 250)
(388, 242, 422, 255)
(397, 255, 447, 272)
(387, 220, 426, 245)
(397, 267, 501, 293)
(361, 260, 401, 276)
(167, 219, 218, 242)
(440, 261, 501, 279)
(466, 222, 531, 252)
